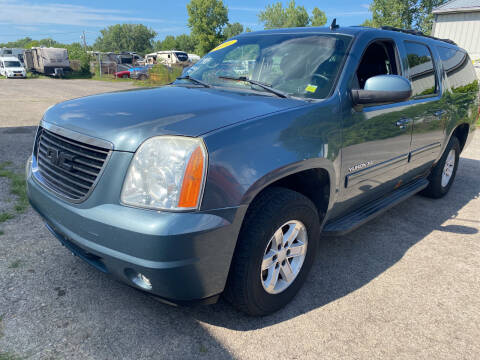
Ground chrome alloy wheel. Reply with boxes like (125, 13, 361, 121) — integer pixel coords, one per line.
(261, 220, 308, 294)
(441, 149, 456, 188)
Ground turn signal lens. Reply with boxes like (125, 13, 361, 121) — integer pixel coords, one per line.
(178, 146, 205, 208)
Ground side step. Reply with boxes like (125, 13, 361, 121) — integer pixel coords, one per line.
(322, 178, 429, 236)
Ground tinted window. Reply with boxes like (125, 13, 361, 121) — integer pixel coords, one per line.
(356, 40, 399, 89)
(175, 52, 188, 62)
(404, 42, 437, 97)
(437, 46, 478, 93)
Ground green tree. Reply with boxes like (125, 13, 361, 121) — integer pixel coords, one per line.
(362, 0, 447, 35)
(187, 0, 229, 56)
(175, 34, 196, 53)
(223, 22, 245, 39)
(93, 24, 156, 54)
(311, 8, 327, 27)
(158, 35, 177, 50)
(258, 1, 327, 29)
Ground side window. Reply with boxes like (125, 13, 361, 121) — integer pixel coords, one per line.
(437, 46, 478, 93)
(355, 40, 399, 89)
(404, 41, 437, 97)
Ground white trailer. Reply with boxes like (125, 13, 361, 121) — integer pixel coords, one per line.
(24, 47, 70, 76)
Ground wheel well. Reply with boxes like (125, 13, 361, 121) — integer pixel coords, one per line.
(253, 168, 330, 221)
(452, 123, 469, 153)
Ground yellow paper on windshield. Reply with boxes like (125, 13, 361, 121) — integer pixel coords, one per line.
(210, 39, 238, 52)
(305, 84, 318, 93)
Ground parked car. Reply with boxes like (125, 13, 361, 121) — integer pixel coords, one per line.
(0, 48, 25, 65)
(114, 70, 131, 78)
(27, 25, 479, 315)
(130, 65, 153, 80)
(0, 56, 26, 78)
(114, 65, 153, 80)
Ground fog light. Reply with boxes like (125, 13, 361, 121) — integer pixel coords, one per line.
(125, 269, 152, 290)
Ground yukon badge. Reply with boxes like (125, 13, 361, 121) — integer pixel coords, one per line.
(348, 161, 374, 173)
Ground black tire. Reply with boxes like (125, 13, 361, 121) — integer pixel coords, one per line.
(421, 136, 460, 198)
(224, 187, 320, 316)
(138, 74, 147, 81)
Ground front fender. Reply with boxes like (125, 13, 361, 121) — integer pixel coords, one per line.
(239, 157, 337, 209)
(200, 97, 342, 211)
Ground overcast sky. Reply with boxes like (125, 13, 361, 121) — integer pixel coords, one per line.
(0, 0, 372, 44)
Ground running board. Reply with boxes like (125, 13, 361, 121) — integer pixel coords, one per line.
(322, 178, 429, 236)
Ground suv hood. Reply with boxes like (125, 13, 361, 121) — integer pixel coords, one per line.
(42, 85, 304, 152)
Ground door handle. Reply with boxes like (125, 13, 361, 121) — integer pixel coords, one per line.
(395, 118, 411, 129)
(434, 110, 446, 117)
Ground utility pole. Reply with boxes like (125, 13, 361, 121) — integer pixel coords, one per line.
(81, 31, 87, 50)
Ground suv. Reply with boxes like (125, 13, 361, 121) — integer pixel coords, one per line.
(27, 26, 479, 315)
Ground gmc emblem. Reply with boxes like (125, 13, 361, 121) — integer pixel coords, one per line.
(45, 147, 75, 171)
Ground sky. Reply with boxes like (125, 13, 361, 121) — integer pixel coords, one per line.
(0, 0, 372, 45)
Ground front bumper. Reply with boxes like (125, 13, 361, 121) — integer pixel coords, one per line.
(27, 154, 247, 302)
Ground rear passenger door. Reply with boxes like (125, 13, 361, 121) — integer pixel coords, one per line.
(402, 41, 445, 175)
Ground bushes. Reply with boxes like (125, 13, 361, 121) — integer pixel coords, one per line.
(147, 64, 183, 85)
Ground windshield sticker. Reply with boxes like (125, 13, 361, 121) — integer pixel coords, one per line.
(210, 39, 238, 53)
(305, 84, 318, 93)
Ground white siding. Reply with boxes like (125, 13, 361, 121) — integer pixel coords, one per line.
(433, 11, 480, 78)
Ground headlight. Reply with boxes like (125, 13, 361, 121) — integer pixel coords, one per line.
(121, 136, 207, 211)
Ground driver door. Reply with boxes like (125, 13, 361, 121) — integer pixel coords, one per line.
(340, 38, 413, 208)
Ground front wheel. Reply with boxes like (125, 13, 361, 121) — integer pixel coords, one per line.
(421, 136, 460, 198)
(224, 187, 320, 316)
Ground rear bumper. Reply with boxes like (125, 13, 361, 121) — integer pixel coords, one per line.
(27, 170, 247, 303)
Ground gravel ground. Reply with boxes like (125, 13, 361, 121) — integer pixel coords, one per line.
(0, 79, 479, 359)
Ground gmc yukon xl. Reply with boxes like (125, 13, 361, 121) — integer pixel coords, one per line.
(27, 26, 479, 315)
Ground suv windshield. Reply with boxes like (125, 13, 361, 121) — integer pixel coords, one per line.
(179, 33, 352, 99)
(4, 61, 21, 68)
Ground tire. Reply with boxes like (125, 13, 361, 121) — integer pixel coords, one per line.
(421, 136, 460, 198)
(224, 187, 320, 316)
(138, 74, 147, 81)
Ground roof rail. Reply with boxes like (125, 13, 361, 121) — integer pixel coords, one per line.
(380, 26, 457, 45)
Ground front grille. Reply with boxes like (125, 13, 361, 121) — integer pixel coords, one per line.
(35, 127, 111, 202)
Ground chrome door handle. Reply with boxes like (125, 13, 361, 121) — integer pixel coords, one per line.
(434, 110, 446, 117)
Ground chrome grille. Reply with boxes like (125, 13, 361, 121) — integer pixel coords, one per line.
(35, 127, 111, 202)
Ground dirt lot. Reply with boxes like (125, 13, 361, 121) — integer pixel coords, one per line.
(0, 79, 479, 359)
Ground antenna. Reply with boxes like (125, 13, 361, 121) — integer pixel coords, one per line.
(330, 18, 340, 30)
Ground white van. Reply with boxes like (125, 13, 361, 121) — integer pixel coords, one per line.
(0, 48, 25, 65)
(0, 56, 27, 78)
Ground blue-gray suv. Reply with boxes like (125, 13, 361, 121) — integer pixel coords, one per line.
(27, 26, 479, 315)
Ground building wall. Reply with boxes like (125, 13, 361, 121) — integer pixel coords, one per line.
(433, 11, 480, 78)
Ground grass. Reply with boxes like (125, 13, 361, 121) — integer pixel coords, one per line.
(8, 260, 22, 269)
(0, 213, 14, 223)
(0, 162, 29, 225)
(0, 353, 22, 360)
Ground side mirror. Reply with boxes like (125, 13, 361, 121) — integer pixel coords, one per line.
(351, 75, 412, 105)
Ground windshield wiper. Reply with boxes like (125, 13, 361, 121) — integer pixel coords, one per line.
(217, 76, 289, 98)
(176, 75, 211, 88)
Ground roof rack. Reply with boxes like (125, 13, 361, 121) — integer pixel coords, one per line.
(380, 26, 457, 45)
